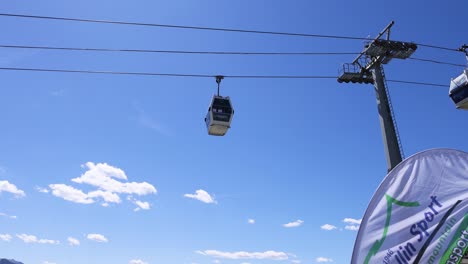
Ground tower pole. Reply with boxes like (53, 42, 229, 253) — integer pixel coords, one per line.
(371, 62, 402, 171)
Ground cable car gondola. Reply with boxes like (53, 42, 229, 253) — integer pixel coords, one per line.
(450, 70, 468, 110)
(204, 76, 234, 136)
(449, 45, 468, 110)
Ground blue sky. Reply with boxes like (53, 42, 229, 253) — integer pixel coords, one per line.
(0, 1, 467, 264)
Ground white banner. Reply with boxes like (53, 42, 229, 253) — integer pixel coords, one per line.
(352, 149, 468, 264)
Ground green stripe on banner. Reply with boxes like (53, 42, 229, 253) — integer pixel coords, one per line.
(440, 214, 468, 264)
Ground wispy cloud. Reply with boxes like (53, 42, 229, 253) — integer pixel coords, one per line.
(0, 49, 38, 66)
(0, 234, 12, 242)
(67, 237, 80, 246)
(43, 261, 57, 264)
(134, 200, 150, 211)
(247, 219, 255, 224)
(16, 234, 59, 245)
(87, 233, 108, 243)
(197, 250, 289, 260)
(320, 224, 337, 231)
(343, 218, 361, 225)
(134, 103, 170, 136)
(48, 162, 157, 210)
(316, 257, 333, 263)
(343, 218, 361, 231)
(345, 225, 360, 231)
(36, 186, 49, 193)
(129, 260, 148, 264)
(0, 212, 17, 219)
(0, 180, 25, 197)
(184, 189, 216, 204)
(50, 89, 65, 97)
(128, 196, 151, 211)
(283, 220, 304, 228)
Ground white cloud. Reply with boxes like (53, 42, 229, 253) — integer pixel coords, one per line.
(240, 262, 251, 264)
(196, 250, 288, 260)
(49, 184, 94, 204)
(320, 224, 337, 231)
(129, 260, 147, 264)
(0, 212, 17, 219)
(67, 237, 80, 246)
(283, 220, 304, 228)
(184, 189, 216, 204)
(345, 225, 360, 231)
(87, 233, 108, 243)
(16, 234, 59, 244)
(127, 196, 151, 211)
(0, 180, 25, 197)
(316, 257, 333, 263)
(0, 234, 12, 242)
(134, 200, 150, 211)
(48, 162, 157, 210)
(291, 260, 301, 264)
(36, 186, 50, 193)
(88, 190, 121, 204)
(343, 218, 361, 225)
(43, 261, 56, 264)
(213, 261, 220, 264)
(247, 219, 255, 224)
(343, 218, 361, 231)
(72, 162, 157, 195)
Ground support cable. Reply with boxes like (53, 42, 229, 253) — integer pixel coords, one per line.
(408, 57, 465, 68)
(0, 13, 460, 52)
(0, 66, 449, 87)
(0, 44, 464, 67)
(416, 43, 460, 52)
(386, 80, 447, 87)
(0, 13, 366, 40)
(0, 44, 360, 56)
(0, 67, 336, 79)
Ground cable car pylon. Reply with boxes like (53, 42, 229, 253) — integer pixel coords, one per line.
(205, 76, 235, 136)
(337, 21, 417, 172)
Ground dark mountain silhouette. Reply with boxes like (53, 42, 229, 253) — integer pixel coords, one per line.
(0, 259, 24, 264)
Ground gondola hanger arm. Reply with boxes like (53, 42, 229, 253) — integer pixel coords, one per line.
(458, 44, 468, 57)
(216, 75, 224, 96)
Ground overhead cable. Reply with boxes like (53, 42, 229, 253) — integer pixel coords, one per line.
(0, 44, 360, 56)
(0, 44, 464, 68)
(0, 66, 448, 87)
(0, 13, 460, 52)
(0, 67, 336, 79)
(386, 80, 447, 87)
(416, 43, 460, 52)
(0, 13, 366, 40)
(408, 57, 465, 68)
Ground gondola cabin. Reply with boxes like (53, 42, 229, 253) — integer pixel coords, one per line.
(205, 95, 234, 136)
(449, 69, 468, 110)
